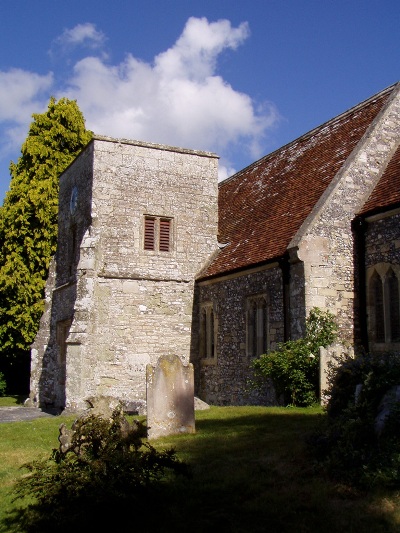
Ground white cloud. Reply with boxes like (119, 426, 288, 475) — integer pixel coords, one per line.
(0, 18, 280, 186)
(60, 17, 280, 176)
(55, 23, 106, 49)
(0, 69, 53, 158)
(154, 17, 250, 81)
(0, 69, 53, 122)
(217, 161, 237, 182)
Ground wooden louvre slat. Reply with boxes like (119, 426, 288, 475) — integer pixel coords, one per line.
(159, 219, 170, 252)
(144, 217, 155, 250)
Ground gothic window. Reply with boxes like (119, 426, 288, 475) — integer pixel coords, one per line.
(200, 303, 216, 360)
(369, 267, 400, 344)
(247, 294, 268, 357)
(144, 216, 172, 252)
(388, 270, 400, 342)
(371, 271, 385, 342)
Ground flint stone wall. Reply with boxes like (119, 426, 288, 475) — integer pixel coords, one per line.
(197, 264, 284, 406)
(365, 211, 400, 270)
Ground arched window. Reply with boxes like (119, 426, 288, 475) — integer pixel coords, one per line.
(387, 270, 400, 342)
(369, 267, 400, 345)
(371, 272, 384, 342)
(247, 295, 269, 357)
(200, 303, 216, 360)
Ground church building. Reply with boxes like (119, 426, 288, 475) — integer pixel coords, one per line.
(29, 82, 400, 411)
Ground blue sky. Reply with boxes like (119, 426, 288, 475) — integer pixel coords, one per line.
(0, 0, 399, 203)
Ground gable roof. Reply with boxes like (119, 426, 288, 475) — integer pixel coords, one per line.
(359, 143, 400, 217)
(198, 84, 397, 281)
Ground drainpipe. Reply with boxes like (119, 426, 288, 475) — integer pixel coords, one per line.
(351, 216, 368, 352)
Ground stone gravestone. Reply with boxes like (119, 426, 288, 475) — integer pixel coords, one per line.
(146, 354, 195, 440)
(319, 343, 354, 405)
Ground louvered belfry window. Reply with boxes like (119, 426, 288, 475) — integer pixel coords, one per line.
(159, 219, 171, 252)
(144, 217, 156, 250)
(144, 216, 171, 252)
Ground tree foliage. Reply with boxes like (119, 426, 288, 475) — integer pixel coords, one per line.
(0, 371, 6, 396)
(0, 97, 92, 375)
(8, 407, 189, 532)
(251, 308, 339, 407)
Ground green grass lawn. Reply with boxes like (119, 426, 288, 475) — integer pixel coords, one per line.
(0, 395, 27, 407)
(0, 401, 399, 532)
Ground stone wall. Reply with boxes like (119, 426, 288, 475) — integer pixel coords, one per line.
(29, 144, 94, 409)
(365, 211, 400, 269)
(30, 137, 218, 411)
(29, 258, 58, 407)
(197, 264, 284, 405)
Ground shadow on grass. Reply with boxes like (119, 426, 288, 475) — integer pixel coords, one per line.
(1, 407, 399, 533)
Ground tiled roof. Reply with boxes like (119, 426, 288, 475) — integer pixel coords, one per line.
(359, 143, 400, 216)
(198, 85, 396, 281)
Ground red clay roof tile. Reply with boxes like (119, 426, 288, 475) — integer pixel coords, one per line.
(198, 85, 395, 280)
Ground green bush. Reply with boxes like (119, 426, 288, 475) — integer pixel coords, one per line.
(7, 407, 190, 532)
(325, 351, 400, 417)
(0, 371, 7, 396)
(308, 352, 400, 489)
(251, 308, 338, 406)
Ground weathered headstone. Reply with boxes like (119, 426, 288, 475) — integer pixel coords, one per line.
(146, 354, 195, 439)
(320, 344, 354, 405)
(374, 384, 400, 436)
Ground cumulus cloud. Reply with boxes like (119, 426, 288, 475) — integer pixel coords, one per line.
(0, 18, 280, 183)
(0, 69, 53, 158)
(54, 22, 106, 50)
(0, 69, 53, 122)
(154, 17, 250, 81)
(60, 17, 279, 179)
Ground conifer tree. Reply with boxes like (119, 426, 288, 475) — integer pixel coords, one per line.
(0, 97, 92, 392)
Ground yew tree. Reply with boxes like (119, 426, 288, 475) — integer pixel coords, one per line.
(0, 97, 92, 392)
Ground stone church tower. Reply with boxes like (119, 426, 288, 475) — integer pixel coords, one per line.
(30, 136, 219, 411)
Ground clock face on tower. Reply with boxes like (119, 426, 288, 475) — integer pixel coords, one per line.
(70, 186, 78, 215)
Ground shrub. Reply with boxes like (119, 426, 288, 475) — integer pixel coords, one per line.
(7, 406, 190, 532)
(251, 308, 338, 406)
(324, 351, 400, 417)
(308, 351, 400, 489)
(0, 371, 6, 396)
